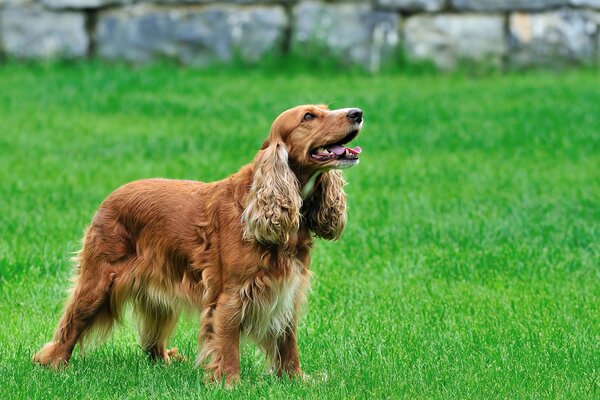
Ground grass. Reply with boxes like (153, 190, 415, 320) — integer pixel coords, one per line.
(0, 61, 599, 399)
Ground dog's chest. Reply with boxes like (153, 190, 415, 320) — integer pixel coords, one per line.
(240, 259, 308, 340)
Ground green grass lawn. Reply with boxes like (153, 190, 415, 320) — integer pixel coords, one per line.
(0, 62, 598, 399)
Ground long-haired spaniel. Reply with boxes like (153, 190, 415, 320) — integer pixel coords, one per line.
(33, 104, 363, 383)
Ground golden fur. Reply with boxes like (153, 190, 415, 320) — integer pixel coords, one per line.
(32, 104, 363, 383)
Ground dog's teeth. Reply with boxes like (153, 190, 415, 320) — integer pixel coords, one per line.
(344, 148, 357, 159)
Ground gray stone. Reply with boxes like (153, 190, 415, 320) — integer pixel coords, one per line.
(404, 14, 506, 69)
(96, 4, 287, 65)
(40, 0, 129, 9)
(232, 6, 289, 61)
(292, 1, 400, 71)
(570, 0, 600, 9)
(203, 0, 291, 2)
(0, 0, 34, 6)
(451, 0, 567, 11)
(0, 6, 87, 58)
(377, 0, 445, 11)
(145, 0, 282, 2)
(509, 9, 600, 65)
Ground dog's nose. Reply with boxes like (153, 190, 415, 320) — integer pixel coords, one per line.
(347, 108, 363, 123)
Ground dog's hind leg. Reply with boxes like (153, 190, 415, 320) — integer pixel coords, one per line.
(134, 294, 181, 363)
(32, 257, 118, 368)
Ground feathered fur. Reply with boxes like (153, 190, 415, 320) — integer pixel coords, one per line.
(32, 105, 363, 384)
(242, 142, 302, 245)
(304, 170, 347, 240)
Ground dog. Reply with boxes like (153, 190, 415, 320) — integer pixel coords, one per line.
(33, 104, 363, 383)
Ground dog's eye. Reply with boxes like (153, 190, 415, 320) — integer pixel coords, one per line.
(303, 113, 315, 121)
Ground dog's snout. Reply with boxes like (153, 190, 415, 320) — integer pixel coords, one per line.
(347, 108, 363, 124)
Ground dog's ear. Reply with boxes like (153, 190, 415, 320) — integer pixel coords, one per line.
(304, 170, 347, 240)
(243, 142, 301, 244)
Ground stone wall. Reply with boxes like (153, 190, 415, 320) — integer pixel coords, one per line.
(1, 0, 599, 70)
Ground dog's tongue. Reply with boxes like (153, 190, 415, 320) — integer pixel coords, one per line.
(347, 146, 362, 155)
(327, 145, 362, 155)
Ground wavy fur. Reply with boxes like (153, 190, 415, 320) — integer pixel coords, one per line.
(242, 143, 301, 245)
(304, 170, 347, 240)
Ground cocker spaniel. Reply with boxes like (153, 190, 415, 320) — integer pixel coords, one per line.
(33, 104, 363, 383)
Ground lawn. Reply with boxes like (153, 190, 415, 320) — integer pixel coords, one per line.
(0, 62, 598, 399)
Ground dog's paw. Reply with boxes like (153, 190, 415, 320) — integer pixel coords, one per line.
(148, 347, 186, 364)
(203, 369, 240, 389)
(32, 341, 69, 369)
(165, 348, 186, 364)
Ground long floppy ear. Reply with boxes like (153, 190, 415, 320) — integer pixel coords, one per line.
(304, 170, 347, 240)
(242, 142, 302, 244)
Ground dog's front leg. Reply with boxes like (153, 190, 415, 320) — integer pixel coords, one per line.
(260, 317, 302, 379)
(275, 322, 302, 378)
(198, 292, 241, 385)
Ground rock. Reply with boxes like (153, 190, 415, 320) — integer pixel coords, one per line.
(40, 0, 129, 9)
(509, 9, 600, 66)
(570, 0, 600, 9)
(144, 0, 281, 3)
(0, 0, 34, 6)
(404, 14, 506, 69)
(96, 4, 287, 65)
(0, 6, 88, 58)
(158, 0, 286, 3)
(451, 0, 567, 11)
(292, 1, 400, 71)
(376, 0, 445, 11)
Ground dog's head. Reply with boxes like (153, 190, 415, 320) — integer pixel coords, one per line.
(263, 104, 363, 173)
(243, 105, 363, 245)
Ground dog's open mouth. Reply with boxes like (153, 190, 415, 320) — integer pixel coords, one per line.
(310, 131, 362, 162)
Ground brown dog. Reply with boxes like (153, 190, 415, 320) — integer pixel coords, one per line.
(33, 105, 363, 383)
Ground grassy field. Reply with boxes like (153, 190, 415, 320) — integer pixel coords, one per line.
(0, 62, 598, 399)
